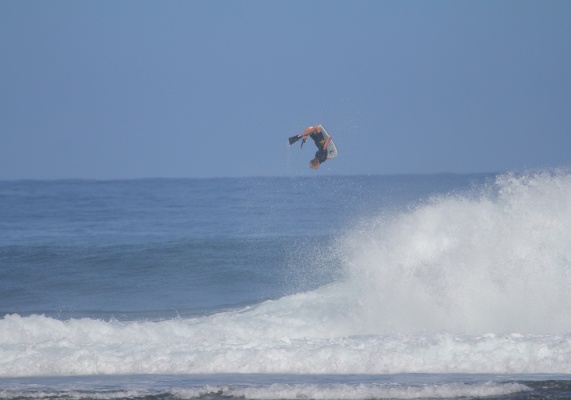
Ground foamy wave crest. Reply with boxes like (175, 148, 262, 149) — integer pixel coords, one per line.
(2, 303, 571, 375)
(340, 170, 571, 335)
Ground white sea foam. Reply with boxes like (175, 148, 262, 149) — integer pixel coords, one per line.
(170, 382, 529, 399)
(0, 382, 530, 400)
(2, 300, 571, 376)
(2, 171, 571, 377)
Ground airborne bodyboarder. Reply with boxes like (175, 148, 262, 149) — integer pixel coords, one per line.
(288, 125, 335, 170)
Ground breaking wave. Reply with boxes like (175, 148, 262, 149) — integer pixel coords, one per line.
(2, 171, 571, 377)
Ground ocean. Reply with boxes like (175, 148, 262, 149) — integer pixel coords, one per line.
(2, 172, 571, 399)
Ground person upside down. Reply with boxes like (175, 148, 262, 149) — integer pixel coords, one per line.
(288, 125, 332, 170)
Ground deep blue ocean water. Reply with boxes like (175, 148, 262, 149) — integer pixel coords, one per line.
(2, 173, 571, 399)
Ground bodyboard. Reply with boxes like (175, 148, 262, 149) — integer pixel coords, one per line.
(318, 125, 338, 159)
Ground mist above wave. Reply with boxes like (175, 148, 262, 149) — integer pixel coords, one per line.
(339, 171, 571, 335)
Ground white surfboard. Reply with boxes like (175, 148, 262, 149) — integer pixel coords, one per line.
(318, 125, 338, 159)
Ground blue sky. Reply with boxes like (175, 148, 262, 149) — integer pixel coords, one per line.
(1, 0, 570, 179)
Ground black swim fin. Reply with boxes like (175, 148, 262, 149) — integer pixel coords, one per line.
(288, 135, 300, 145)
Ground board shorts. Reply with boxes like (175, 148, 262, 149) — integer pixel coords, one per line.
(314, 149, 328, 163)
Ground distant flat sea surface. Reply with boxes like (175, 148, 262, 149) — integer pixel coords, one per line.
(2, 173, 571, 399)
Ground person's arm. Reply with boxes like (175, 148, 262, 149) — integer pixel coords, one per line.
(299, 125, 320, 139)
(322, 136, 331, 150)
(289, 125, 321, 145)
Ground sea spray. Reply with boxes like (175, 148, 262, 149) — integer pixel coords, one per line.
(339, 171, 571, 334)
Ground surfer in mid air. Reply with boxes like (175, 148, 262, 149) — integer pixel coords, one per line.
(288, 125, 338, 169)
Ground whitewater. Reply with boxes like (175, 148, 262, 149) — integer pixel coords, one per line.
(2, 172, 571, 379)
